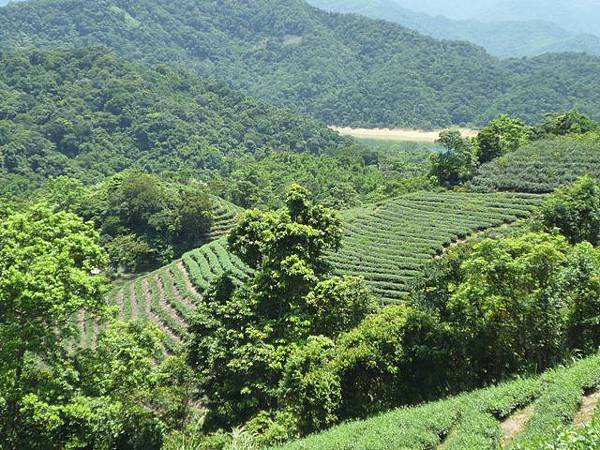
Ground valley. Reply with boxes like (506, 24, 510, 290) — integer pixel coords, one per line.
(1, 1, 600, 449)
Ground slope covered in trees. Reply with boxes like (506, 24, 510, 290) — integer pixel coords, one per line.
(35, 173, 245, 272)
(0, 47, 439, 210)
(0, 47, 347, 196)
(308, 0, 600, 58)
(1, 0, 600, 127)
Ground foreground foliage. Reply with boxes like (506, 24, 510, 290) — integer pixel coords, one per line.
(275, 355, 600, 450)
(536, 176, 600, 247)
(0, 206, 198, 449)
(187, 185, 374, 431)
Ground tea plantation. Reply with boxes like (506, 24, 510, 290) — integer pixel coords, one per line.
(273, 354, 600, 450)
(91, 191, 543, 352)
(471, 134, 600, 193)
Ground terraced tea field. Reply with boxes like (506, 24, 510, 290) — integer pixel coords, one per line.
(273, 354, 600, 450)
(204, 195, 244, 242)
(88, 240, 253, 352)
(83, 191, 542, 351)
(76, 196, 243, 351)
(330, 192, 542, 303)
(471, 134, 600, 193)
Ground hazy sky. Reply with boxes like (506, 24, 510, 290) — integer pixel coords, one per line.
(393, 0, 600, 35)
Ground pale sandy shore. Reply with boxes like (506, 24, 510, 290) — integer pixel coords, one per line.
(331, 126, 479, 143)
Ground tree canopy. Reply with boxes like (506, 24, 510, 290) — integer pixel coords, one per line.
(0, 0, 599, 127)
(537, 176, 600, 246)
(0, 47, 347, 196)
(0, 205, 108, 448)
(187, 185, 373, 432)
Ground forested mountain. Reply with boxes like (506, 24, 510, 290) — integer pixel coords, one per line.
(468, 0, 600, 36)
(2, 1, 600, 448)
(393, 0, 600, 36)
(1, 0, 600, 127)
(308, 0, 600, 58)
(0, 47, 347, 195)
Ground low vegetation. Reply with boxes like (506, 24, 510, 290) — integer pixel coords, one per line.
(275, 355, 600, 450)
(330, 191, 541, 302)
(87, 177, 600, 448)
(472, 133, 600, 193)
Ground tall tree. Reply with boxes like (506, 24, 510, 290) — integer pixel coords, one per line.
(537, 176, 600, 246)
(476, 114, 531, 163)
(188, 185, 372, 429)
(0, 205, 109, 449)
(430, 130, 478, 185)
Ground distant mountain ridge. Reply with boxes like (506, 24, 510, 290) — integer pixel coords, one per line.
(0, 0, 599, 128)
(308, 0, 600, 57)
(392, 0, 600, 37)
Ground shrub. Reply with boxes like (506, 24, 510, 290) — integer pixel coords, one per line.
(304, 276, 375, 337)
(537, 176, 600, 246)
(278, 337, 341, 433)
(333, 305, 447, 418)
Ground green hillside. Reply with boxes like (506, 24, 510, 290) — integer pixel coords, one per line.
(203, 197, 244, 243)
(99, 191, 542, 352)
(1, 0, 600, 127)
(471, 134, 600, 193)
(274, 354, 600, 450)
(0, 47, 347, 195)
(308, 0, 600, 58)
(329, 192, 541, 303)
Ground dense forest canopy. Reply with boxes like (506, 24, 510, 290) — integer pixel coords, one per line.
(308, 0, 600, 58)
(0, 48, 442, 211)
(0, 0, 599, 127)
(0, 47, 348, 195)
